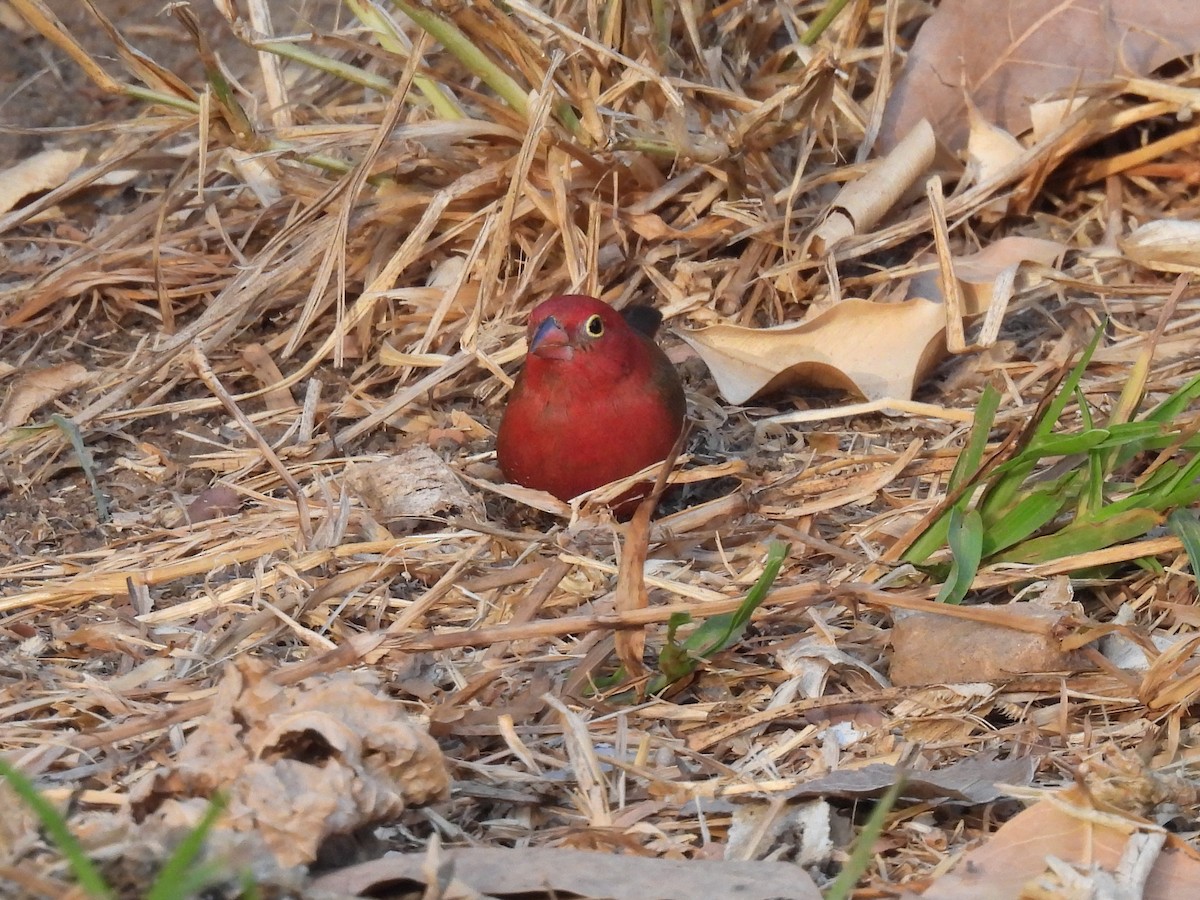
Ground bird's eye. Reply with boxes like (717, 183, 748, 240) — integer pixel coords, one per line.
(584, 314, 604, 337)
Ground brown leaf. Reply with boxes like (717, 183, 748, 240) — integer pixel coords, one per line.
(920, 787, 1200, 899)
(782, 756, 1035, 805)
(344, 446, 481, 520)
(311, 846, 822, 899)
(880, 0, 1200, 153)
(129, 657, 448, 868)
(0, 147, 86, 217)
(240, 343, 294, 411)
(1120, 220, 1200, 273)
(0, 362, 91, 431)
(912, 236, 1065, 315)
(185, 484, 242, 523)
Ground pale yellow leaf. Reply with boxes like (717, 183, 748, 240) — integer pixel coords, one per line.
(0, 147, 86, 217)
(1120, 220, 1200, 273)
(689, 236, 1062, 405)
(0, 362, 91, 431)
(908, 236, 1063, 316)
(680, 298, 946, 404)
(964, 100, 1023, 188)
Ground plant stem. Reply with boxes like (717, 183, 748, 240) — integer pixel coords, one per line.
(390, 0, 530, 119)
(801, 0, 852, 45)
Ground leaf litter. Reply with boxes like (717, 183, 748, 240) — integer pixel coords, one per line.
(3, 0, 1200, 897)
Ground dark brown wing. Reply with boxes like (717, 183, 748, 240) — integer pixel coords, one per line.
(620, 305, 663, 338)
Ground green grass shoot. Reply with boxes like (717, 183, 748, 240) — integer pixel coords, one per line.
(648, 541, 790, 694)
(903, 323, 1200, 598)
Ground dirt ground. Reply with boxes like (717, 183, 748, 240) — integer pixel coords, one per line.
(0, 2, 333, 554)
(3, 2, 227, 158)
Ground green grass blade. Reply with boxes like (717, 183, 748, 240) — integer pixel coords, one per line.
(1021, 429, 1109, 458)
(1080, 464, 1200, 522)
(1148, 448, 1200, 504)
(801, 0, 855, 45)
(390, 0, 530, 118)
(0, 760, 115, 899)
(654, 612, 697, 687)
(650, 541, 790, 693)
(949, 384, 1001, 492)
(1029, 325, 1104, 446)
(50, 414, 108, 522)
(684, 541, 790, 655)
(1130, 460, 1183, 495)
(650, 0, 671, 58)
(980, 488, 1067, 557)
(239, 871, 263, 900)
(903, 387, 999, 565)
(935, 508, 983, 604)
(823, 775, 907, 900)
(1148, 480, 1200, 514)
(1095, 420, 1170, 448)
(994, 508, 1162, 565)
(345, 0, 465, 117)
(146, 793, 228, 900)
(1076, 385, 1094, 431)
(1168, 509, 1200, 577)
(1141, 372, 1200, 425)
(984, 428, 1109, 488)
(1077, 446, 1104, 519)
(257, 39, 395, 93)
(977, 458, 1037, 528)
(1113, 374, 1200, 472)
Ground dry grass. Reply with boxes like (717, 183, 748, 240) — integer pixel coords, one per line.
(2, 0, 1200, 895)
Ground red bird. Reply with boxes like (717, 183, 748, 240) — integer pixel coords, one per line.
(497, 294, 686, 505)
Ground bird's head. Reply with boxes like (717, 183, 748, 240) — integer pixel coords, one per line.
(525, 294, 628, 363)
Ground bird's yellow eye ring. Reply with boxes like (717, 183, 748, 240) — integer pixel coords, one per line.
(584, 314, 605, 337)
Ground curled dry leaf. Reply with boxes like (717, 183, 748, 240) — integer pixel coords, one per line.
(225, 148, 282, 207)
(1081, 747, 1200, 817)
(0, 362, 91, 431)
(912, 235, 1065, 319)
(965, 100, 1023, 182)
(1120, 220, 1200, 273)
(950, 237, 1064, 304)
(682, 298, 947, 404)
(0, 147, 86, 217)
(240, 343, 294, 411)
(880, 0, 1200, 154)
(964, 98, 1024, 216)
(684, 235, 1062, 404)
(810, 119, 936, 253)
(129, 657, 449, 868)
(344, 445, 481, 520)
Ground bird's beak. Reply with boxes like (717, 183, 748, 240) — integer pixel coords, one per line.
(528, 315, 573, 361)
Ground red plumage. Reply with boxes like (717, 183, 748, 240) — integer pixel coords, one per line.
(496, 294, 686, 504)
